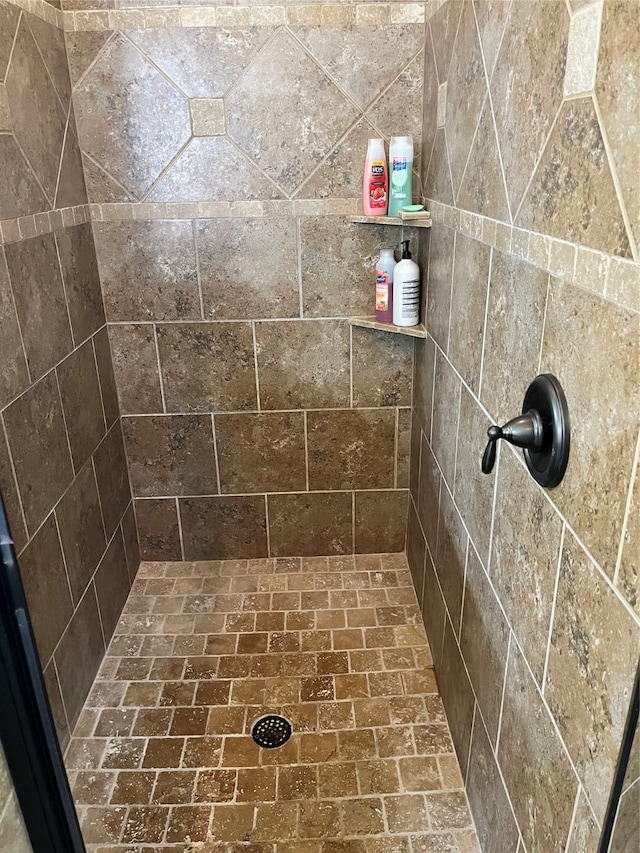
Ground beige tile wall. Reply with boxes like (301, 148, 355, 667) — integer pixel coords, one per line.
(0, 0, 137, 747)
(410, 1, 640, 851)
(64, 12, 427, 559)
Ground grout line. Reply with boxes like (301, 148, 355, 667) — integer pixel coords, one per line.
(1, 246, 32, 386)
(91, 580, 108, 652)
(152, 323, 168, 415)
(264, 493, 271, 558)
(54, 367, 76, 477)
(393, 407, 399, 489)
(296, 215, 304, 318)
(563, 785, 583, 853)
(541, 523, 566, 694)
(52, 510, 75, 609)
(91, 454, 108, 542)
(495, 630, 512, 753)
(613, 411, 640, 586)
(351, 490, 356, 557)
(192, 219, 205, 321)
(91, 335, 108, 434)
(537, 272, 552, 377)
(251, 321, 261, 413)
(0, 411, 29, 542)
(477, 245, 493, 398)
(210, 413, 222, 496)
(303, 410, 310, 492)
(175, 497, 186, 561)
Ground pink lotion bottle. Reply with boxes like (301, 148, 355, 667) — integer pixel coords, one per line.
(363, 138, 388, 216)
(375, 247, 396, 323)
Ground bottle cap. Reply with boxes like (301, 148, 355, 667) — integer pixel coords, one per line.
(401, 240, 412, 260)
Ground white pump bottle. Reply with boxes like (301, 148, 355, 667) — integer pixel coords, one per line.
(392, 240, 420, 327)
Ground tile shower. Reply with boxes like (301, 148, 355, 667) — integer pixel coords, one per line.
(0, 0, 638, 851)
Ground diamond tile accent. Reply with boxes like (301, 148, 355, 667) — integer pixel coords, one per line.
(0, 2, 20, 84)
(227, 29, 359, 196)
(74, 35, 191, 199)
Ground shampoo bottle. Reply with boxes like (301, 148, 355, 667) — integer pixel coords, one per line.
(363, 138, 388, 216)
(392, 240, 420, 327)
(388, 136, 413, 217)
(375, 247, 396, 324)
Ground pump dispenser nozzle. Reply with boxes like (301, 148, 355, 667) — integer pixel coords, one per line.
(400, 240, 412, 260)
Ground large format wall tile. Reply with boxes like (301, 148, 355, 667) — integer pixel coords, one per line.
(122, 415, 218, 497)
(56, 224, 105, 346)
(434, 486, 467, 636)
(0, 424, 27, 553)
(430, 350, 460, 491)
(425, 223, 455, 354)
(351, 327, 413, 408)
(268, 492, 353, 557)
(354, 490, 408, 555)
(0, 135, 47, 219)
(94, 221, 199, 322)
(541, 280, 639, 577)
(179, 496, 268, 560)
(439, 619, 475, 774)
(57, 339, 107, 472)
(618, 446, 639, 615)
(456, 98, 509, 222)
(93, 423, 131, 538)
(255, 320, 349, 411)
(545, 529, 639, 822)
(94, 528, 131, 641)
(74, 35, 190, 198)
(429, 1, 463, 84)
(417, 435, 440, 559)
(0, 3, 20, 82)
(215, 412, 306, 495)
(0, 249, 28, 410)
(5, 234, 72, 381)
(109, 324, 163, 416)
(197, 218, 299, 321)
(156, 322, 257, 413)
(4, 373, 74, 534)
(473, 0, 512, 80)
(135, 498, 182, 561)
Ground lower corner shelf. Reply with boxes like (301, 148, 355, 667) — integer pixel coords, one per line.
(348, 316, 427, 339)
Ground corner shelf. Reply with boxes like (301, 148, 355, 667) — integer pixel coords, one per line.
(348, 316, 427, 339)
(350, 215, 432, 229)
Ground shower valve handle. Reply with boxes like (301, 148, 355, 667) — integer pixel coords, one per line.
(481, 411, 544, 475)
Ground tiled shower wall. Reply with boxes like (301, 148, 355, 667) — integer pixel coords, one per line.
(409, 0, 639, 851)
(63, 4, 429, 561)
(0, 743, 31, 852)
(0, 0, 137, 747)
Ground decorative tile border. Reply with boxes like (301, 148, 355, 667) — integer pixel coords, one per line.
(5, 0, 64, 28)
(428, 199, 640, 316)
(63, 3, 427, 31)
(0, 205, 91, 245)
(88, 198, 362, 221)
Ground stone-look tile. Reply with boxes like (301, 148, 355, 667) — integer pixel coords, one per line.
(545, 529, 640, 822)
(180, 496, 268, 560)
(413, 336, 435, 438)
(608, 779, 640, 852)
(95, 529, 131, 642)
(0, 3, 20, 82)
(444, 0, 488, 194)
(460, 548, 509, 746)
(618, 444, 639, 615)
(56, 462, 106, 605)
(197, 218, 299, 321)
(108, 324, 163, 416)
(297, 116, 379, 201)
(268, 492, 353, 557)
(517, 98, 631, 256)
(457, 98, 510, 222)
(439, 618, 475, 774)
(491, 0, 569, 214)
(453, 386, 494, 567)
(255, 320, 349, 410)
(396, 408, 412, 490)
(3, 373, 73, 534)
(429, 1, 463, 83)
(122, 415, 217, 498)
(19, 515, 73, 663)
(430, 350, 460, 492)
(93, 327, 120, 430)
(423, 128, 454, 207)
(491, 447, 563, 682)
(301, 217, 401, 319)
(365, 51, 425, 155)
(148, 137, 283, 203)
(292, 25, 424, 112)
(56, 224, 104, 346)
(426, 224, 455, 353)
(64, 30, 112, 88)
(352, 327, 414, 408)
(407, 497, 426, 606)
(596, 0, 640, 250)
(0, 249, 28, 409)
(156, 322, 257, 413)
(74, 35, 190, 198)
(43, 661, 69, 750)
(55, 114, 88, 210)
(128, 27, 273, 99)
(93, 221, 199, 322)
(473, 0, 512, 79)
(57, 339, 106, 472)
(136, 498, 182, 561)
(499, 640, 577, 853)
(121, 502, 140, 580)
(26, 14, 71, 112)
(5, 18, 66, 203)
(307, 410, 396, 491)
(82, 153, 134, 204)
(355, 491, 408, 554)
(55, 584, 105, 728)
(434, 486, 467, 636)
(481, 250, 549, 424)
(5, 234, 72, 381)
(565, 789, 600, 853)
(564, 2, 602, 96)
(216, 412, 305, 494)
(227, 29, 359, 196)
(420, 37, 439, 184)
(0, 792, 31, 852)
(93, 423, 131, 537)
(448, 233, 490, 394)
(541, 281, 639, 577)
(0, 135, 46, 219)
(466, 713, 519, 853)
(0, 422, 27, 553)
(418, 436, 440, 559)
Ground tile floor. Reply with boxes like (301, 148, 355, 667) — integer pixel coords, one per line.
(65, 554, 481, 852)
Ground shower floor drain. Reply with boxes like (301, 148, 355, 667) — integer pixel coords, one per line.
(251, 715, 292, 749)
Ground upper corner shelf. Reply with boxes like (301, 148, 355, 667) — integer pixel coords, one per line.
(350, 215, 432, 229)
(348, 316, 427, 339)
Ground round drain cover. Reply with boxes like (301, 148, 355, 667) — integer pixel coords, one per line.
(251, 715, 292, 749)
